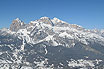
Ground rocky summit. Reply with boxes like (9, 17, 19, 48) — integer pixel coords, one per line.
(0, 17, 104, 69)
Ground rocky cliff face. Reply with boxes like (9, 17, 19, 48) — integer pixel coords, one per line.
(0, 17, 104, 69)
(10, 18, 25, 32)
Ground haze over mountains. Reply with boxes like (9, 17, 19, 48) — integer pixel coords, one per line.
(0, 17, 104, 69)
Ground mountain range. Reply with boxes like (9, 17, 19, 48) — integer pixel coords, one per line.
(0, 17, 104, 69)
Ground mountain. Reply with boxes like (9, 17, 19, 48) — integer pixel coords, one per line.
(0, 17, 104, 69)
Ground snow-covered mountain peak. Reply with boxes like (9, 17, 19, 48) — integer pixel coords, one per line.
(33, 17, 54, 26)
(53, 17, 61, 21)
(15, 18, 20, 21)
(30, 17, 69, 27)
(52, 17, 66, 23)
(40, 16, 50, 20)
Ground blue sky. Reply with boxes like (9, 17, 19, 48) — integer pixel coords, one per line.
(0, 0, 104, 29)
